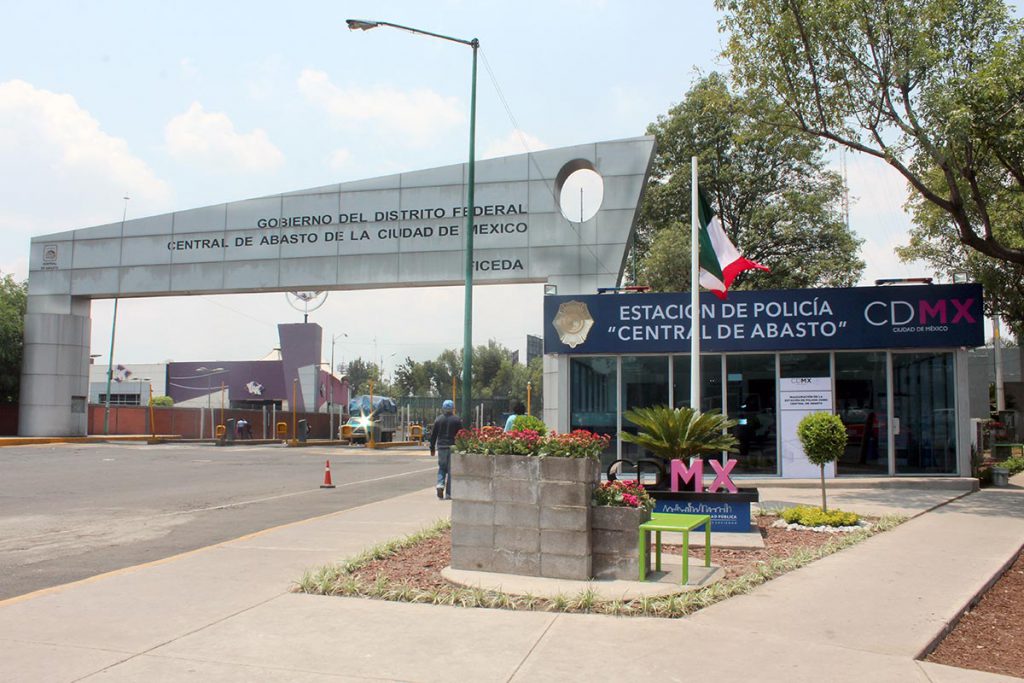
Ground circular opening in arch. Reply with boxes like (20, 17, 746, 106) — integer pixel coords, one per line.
(555, 160, 604, 223)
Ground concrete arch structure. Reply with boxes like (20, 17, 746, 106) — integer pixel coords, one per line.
(20, 137, 656, 436)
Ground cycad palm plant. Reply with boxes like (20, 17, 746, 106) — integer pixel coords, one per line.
(621, 406, 739, 462)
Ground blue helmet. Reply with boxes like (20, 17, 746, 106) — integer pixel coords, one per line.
(442, 399, 454, 412)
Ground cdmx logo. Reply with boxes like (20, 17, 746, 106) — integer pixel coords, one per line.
(864, 298, 976, 326)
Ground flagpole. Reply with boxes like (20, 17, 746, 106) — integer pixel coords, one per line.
(690, 156, 701, 412)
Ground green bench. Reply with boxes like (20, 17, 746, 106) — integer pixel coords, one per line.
(638, 512, 711, 585)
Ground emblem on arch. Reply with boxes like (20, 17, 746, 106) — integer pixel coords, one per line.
(553, 301, 595, 349)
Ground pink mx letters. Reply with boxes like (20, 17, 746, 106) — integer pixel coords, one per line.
(670, 458, 738, 493)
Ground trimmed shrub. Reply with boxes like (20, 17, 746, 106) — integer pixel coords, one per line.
(511, 414, 547, 435)
(1004, 455, 1024, 476)
(781, 505, 860, 527)
(796, 412, 848, 512)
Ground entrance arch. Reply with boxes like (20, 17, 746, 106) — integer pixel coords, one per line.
(20, 137, 655, 435)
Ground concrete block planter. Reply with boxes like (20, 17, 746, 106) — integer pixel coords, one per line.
(451, 453, 599, 580)
(591, 506, 651, 580)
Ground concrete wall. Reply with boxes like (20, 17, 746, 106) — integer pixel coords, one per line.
(592, 506, 651, 580)
(450, 453, 598, 580)
(19, 297, 91, 437)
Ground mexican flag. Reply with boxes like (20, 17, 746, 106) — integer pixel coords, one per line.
(697, 190, 769, 299)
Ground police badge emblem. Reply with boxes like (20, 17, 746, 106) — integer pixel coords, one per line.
(553, 301, 595, 348)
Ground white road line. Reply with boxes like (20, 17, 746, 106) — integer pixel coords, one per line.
(1, 466, 438, 544)
(155, 465, 437, 517)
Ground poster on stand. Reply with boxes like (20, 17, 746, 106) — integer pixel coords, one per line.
(779, 377, 834, 478)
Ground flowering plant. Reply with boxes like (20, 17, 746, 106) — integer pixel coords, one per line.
(592, 480, 655, 511)
(983, 420, 1006, 435)
(454, 426, 542, 456)
(454, 426, 608, 459)
(541, 430, 611, 460)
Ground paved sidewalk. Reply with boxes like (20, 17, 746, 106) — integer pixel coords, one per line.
(0, 479, 1022, 682)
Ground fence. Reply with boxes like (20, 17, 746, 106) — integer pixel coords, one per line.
(397, 396, 518, 430)
(87, 404, 339, 440)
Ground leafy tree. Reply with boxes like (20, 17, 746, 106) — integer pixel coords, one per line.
(430, 349, 462, 398)
(376, 343, 542, 412)
(896, 204, 1024, 335)
(796, 412, 848, 512)
(0, 273, 27, 404)
(718, 0, 1024, 272)
(344, 357, 382, 396)
(620, 406, 739, 463)
(151, 395, 174, 407)
(636, 73, 864, 291)
(472, 340, 509, 398)
(394, 356, 433, 396)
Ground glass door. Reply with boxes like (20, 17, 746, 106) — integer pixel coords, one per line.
(892, 352, 957, 474)
(835, 352, 888, 475)
(570, 357, 618, 471)
(726, 354, 777, 474)
(621, 356, 670, 469)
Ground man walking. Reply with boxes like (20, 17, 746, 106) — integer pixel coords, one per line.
(429, 399, 463, 500)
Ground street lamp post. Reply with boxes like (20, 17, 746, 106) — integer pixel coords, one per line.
(381, 352, 396, 384)
(329, 332, 347, 440)
(195, 367, 225, 439)
(346, 18, 478, 421)
(136, 377, 151, 434)
(103, 196, 130, 435)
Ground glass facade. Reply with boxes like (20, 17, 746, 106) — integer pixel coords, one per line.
(672, 354, 723, 412)
(780, 353, 830, 379)
(565, 349, 961, 478)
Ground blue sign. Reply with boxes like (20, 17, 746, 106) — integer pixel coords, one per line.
(544, 284, 984, 354)
(653, 499, 751, 533)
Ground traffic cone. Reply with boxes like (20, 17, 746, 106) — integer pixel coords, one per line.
(321, 459, 335, 488)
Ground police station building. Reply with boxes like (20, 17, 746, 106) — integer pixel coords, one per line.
(542, 284, 985, 479)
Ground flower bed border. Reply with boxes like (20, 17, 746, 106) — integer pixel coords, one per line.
(295, 515, 906, 618)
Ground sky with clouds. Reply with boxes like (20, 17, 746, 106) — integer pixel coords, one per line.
(0, 0, 951, 373)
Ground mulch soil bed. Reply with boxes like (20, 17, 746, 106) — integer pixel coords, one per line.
(350, 515, 838, 590)
(926, 550, 1024, 679)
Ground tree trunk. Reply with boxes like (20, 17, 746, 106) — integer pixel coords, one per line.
(820, 464, 827, 512)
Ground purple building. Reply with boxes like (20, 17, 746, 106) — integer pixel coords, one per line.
(166, 323, 348, 413)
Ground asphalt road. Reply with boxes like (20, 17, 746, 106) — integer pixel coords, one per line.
(0, 442, 437, 600)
